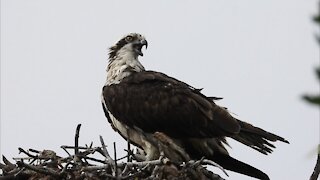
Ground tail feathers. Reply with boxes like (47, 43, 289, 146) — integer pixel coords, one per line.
(211, 153, 270, 180)
(233, 120, 289, 154)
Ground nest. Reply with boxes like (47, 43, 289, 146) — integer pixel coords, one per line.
(0, 124, 226, 180)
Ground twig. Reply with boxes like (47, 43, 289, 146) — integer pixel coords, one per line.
(79, 156, 105, 164)
(113, 142, 118, 178)
(116, 155, 129, 162)
(75, 124, 82, 155)
(12, 157, 33, 161)
(99, 136, 115, 165)
(121, 164, 130, 176)
(99, 135, 116, 178)
(81, 164, 108, 171)
(87, 142, 93, 149)
(61, 145, 95, 150)
(191, 157, 205, 167)
(58, 146, 101, 165)
(2, 156, 14, 168)
(81, 158, 163, 171)
(149, 165, 160, 179)
(16, 161, 61, 178)
(185, 158, 228, 177)
(61, 146, 71, 156)
(201, 167, 225, 180)
(202, 159, 228, 177)
(127, 141, 131, 163)
(13, 167, 26, 177)
(126, 129, 132, 163)
(60, 161, 72, 175)
(28, 149, 40, 154)
(310, 145, 320, 180)
(18, 148, 37, 159)
(121, 157, 163, 168)
(122, 163, 150, 179)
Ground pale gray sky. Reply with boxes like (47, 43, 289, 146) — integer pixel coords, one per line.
(1, 0, 319, 179)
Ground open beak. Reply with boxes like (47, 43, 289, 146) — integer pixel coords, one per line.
(134, 39, 148, 56)
(141, 39, 148, 50)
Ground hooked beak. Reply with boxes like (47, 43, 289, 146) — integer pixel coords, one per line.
(141, 39, 148, 50)
(134, 39, 148, 56)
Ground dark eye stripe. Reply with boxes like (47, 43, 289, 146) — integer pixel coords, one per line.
(109, 34, 137, 59)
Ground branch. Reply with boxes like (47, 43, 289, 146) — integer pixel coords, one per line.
(99, 136, 115, 166)
(82, 158, 163, 171)
(310, 144, 320, 180)
(1, 125, 226, 180)
(202, 159, 228, 177)
(16, 161, 62, 178)
(75, 124, 82, 155)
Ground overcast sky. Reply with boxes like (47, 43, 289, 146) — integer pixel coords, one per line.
(1, 0, 319, 179)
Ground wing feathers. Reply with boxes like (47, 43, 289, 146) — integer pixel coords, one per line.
(103, 71, 240, 138)
(103, 71, 288, 154)
(232, 120, 289, 154)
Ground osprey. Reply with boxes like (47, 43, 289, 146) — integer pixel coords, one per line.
(102, 33, 288, 180)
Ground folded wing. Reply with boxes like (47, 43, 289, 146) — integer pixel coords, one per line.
(102, 71, 241, 138)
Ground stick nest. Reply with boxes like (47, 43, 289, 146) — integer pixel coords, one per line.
(0, 124, 225, 180)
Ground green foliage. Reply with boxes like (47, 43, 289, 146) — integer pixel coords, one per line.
(303, 9, 320, 107)
(314, 12, 320, 24)
(315, 9, 320, 44)
(303, 66, 320, 106)
(303, 95, 320, 105)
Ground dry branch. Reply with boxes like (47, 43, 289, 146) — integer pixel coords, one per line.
(310, 145, 320, 180)
(0, 124, 225, 180)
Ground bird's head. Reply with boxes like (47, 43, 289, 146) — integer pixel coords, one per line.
(109, 33, 148, 60)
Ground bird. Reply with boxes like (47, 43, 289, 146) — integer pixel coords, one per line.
(101, 33, 289, 180)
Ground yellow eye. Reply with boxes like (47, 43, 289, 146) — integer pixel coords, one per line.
(126, 35, 133, 42)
